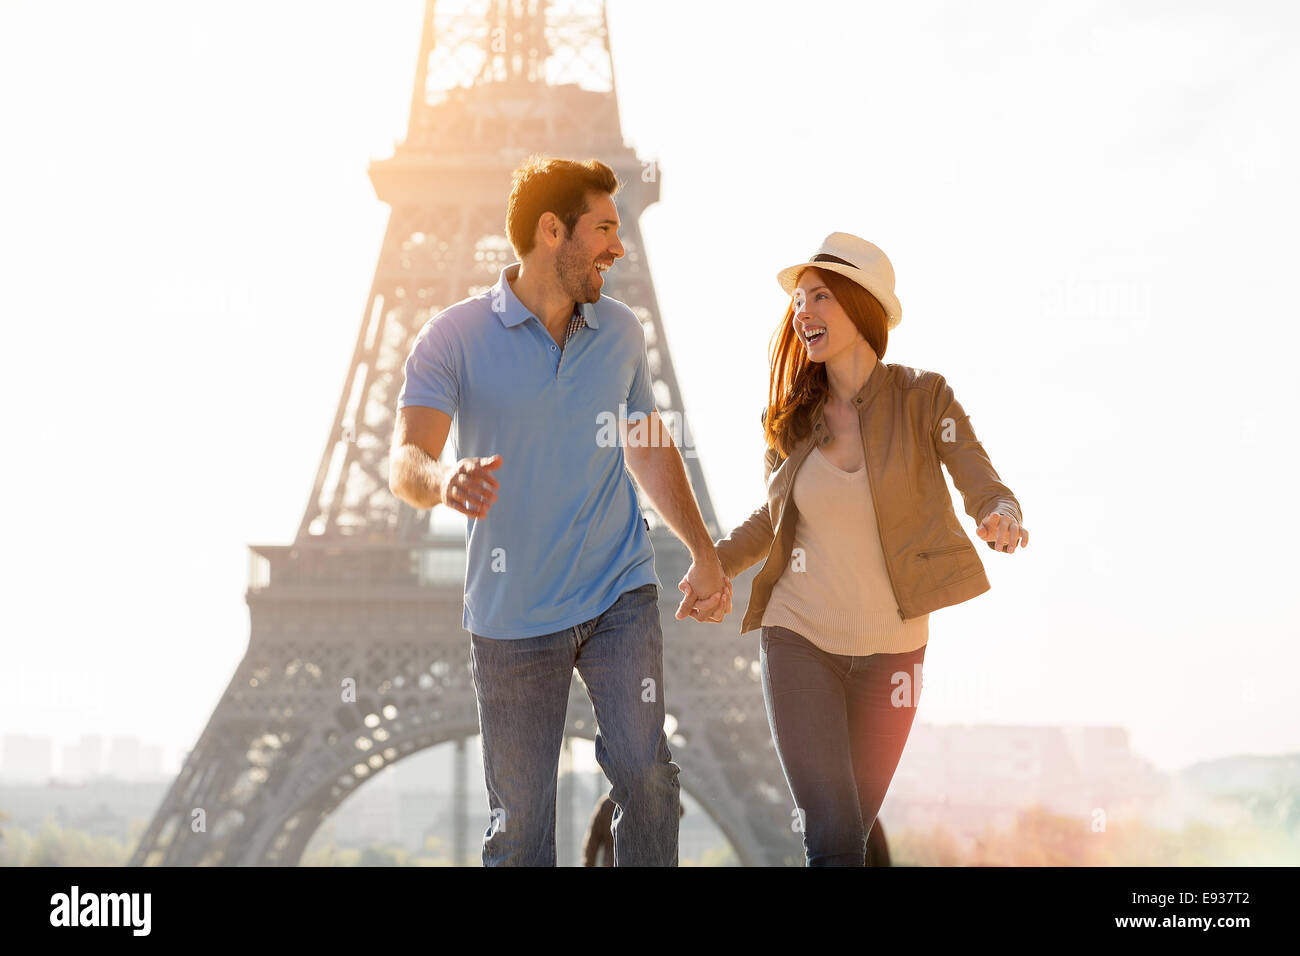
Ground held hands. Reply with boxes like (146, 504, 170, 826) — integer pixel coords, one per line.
(977, 511, 1029, 554)
(441, 454, 503, 518)
(676, 549, 732, 623)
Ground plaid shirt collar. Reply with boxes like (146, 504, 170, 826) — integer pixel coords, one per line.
(561, 303, 586, 351)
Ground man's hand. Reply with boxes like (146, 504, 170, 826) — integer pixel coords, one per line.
(976, 511, 1029, 554)
(676, 549, 732, 622)
(683, 576, 732, 623)
(442, 454, 503, 518)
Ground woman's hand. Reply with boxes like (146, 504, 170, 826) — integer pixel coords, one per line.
(677, 556, 733, 623)
(977, 511, 1029, 553)
(678, 576, 732, 623)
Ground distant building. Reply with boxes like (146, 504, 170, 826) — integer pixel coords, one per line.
(884, 723, 1167, 839)
(61, 735, 105, 782)
(106, 736, 141, 781)
(1, 777, 167, 845)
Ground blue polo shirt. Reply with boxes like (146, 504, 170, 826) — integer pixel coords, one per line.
(397, 262, 661, 639)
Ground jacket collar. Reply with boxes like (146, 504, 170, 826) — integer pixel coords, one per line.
(810, 359, 891, 445)
(492, 262, 600, 330)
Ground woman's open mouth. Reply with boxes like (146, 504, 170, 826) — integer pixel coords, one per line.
(804, 327, 826, 347)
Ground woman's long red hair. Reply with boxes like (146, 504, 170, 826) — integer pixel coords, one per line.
(763, 267, 891, 458)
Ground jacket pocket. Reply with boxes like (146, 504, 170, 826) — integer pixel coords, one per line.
(917, 545, 968, 558)
(917, 544, 983, 591)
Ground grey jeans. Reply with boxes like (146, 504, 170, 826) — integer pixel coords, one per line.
(470, 583, 680, 866)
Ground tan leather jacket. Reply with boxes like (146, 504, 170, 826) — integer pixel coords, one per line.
(714, 361, 1023, 633)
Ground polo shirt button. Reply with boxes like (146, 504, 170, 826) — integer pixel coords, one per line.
(551, 345, 556, 350)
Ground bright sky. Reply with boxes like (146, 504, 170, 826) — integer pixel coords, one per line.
(1, 0, 1297, 777)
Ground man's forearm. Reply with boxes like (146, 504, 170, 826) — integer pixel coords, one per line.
(390, 444, 445, 510)
(626, 443, 715, 558)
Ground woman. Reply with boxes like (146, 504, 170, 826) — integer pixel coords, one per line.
(679, 232, 1028, 866)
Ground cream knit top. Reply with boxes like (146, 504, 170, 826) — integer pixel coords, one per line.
(760, 444, 929, 655)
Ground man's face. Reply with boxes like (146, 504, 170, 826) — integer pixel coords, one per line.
(555, 191, 625, 303)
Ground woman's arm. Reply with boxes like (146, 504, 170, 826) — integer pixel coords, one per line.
(930, 373, 1024, 538)
(713, 445, 781, 578)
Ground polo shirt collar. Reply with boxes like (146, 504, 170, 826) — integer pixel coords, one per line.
(493, 263, 600, 330)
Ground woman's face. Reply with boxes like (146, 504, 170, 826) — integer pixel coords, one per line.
(792, 270, 864, 364)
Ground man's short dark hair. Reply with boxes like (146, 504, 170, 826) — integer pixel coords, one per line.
(506, 156, 619, 258)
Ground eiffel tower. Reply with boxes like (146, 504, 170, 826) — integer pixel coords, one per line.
(129, 0, 801, 867)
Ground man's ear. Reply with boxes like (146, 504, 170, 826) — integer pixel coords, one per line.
(535, 211, 564, 252)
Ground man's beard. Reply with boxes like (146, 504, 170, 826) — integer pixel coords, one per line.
(556, 239, 601, 304)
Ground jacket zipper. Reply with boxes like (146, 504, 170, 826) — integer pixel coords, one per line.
(746, 442, 815, 626)
(918, 545, 967, 558)
(766, 450, 810, 566)
(772, 440, 817, 536)
(856, 423, 906, 620)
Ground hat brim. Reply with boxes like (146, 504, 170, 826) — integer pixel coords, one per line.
(777, 261, 902, 329)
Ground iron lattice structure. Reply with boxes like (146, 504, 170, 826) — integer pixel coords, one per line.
(129, 0, 800, 866)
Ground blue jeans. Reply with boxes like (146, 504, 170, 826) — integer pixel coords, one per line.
(760, 624, 926, 867)
(469, 583, 680, 866)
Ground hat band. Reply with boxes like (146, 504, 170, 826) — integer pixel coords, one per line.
(811, 253, 857, 268)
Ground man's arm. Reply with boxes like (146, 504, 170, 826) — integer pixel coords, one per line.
(390, 406, 452, 509)
(622, 410, 714, 555)
(621, 410, 728, 612)
(391, 315, 504, 517)
(389, 406, 500, 517)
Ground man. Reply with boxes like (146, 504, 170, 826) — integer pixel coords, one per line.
(389, 156, 729, 866)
